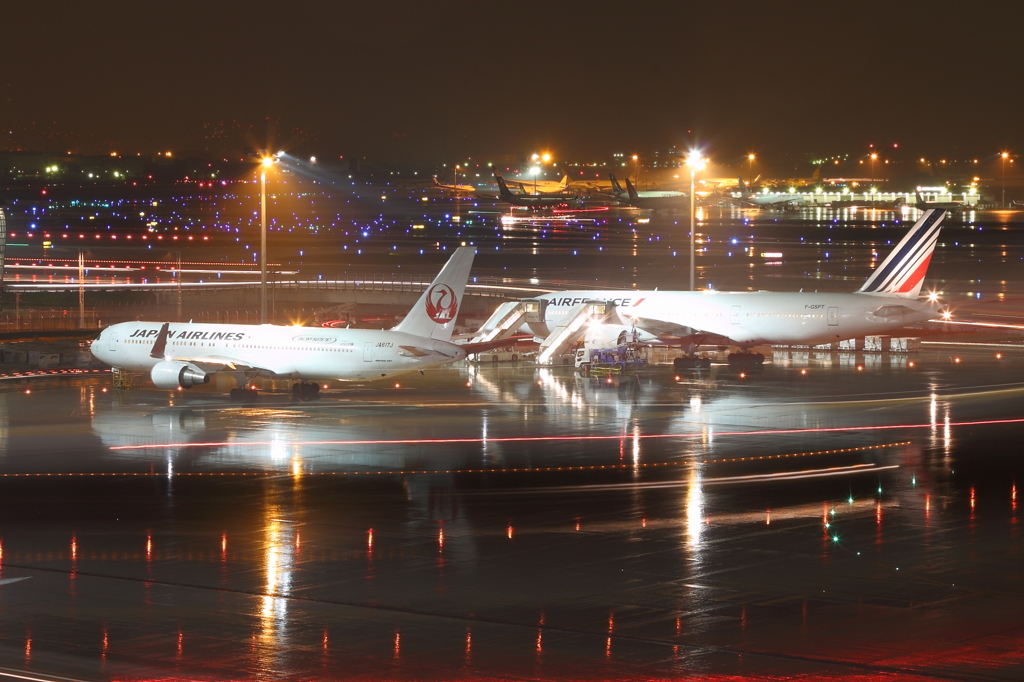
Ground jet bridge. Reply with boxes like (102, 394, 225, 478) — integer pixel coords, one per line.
(472, 298, 617, 364)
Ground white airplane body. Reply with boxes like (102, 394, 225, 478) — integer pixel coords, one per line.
(91, 248, 477, 392)
(606, 175, 687, 209)
(733, 178, 805, 209)
(515, 210, 947, 350)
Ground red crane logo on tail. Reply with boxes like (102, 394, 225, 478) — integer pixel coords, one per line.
(425, 284, 458, 323)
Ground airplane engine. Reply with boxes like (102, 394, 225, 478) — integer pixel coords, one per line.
(582, 325, 655, 349)
(150, 361, 211, 390)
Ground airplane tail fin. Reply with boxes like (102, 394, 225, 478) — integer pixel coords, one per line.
(393, 247, 477, 341)
(624, 177, 640, 201)
(493, 172, 514, 201)
(737, 177, 750, 197)
(609, 174, 624, 194)
(558, 174, 568, 189)
(432, 177, 442, 187)
(857, 209, 946, 298)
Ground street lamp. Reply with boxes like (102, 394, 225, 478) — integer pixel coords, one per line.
(686, 153, 707, 292)
(747, 153, 755, 181)
(870, 153, 878, 190)
(531, 166, 541, 194)
(1001, 152, 1009, 208)
(260, 155, 277, 324)
(632, 154, 639, 185)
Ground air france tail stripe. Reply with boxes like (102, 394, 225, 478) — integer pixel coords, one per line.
(867, 226, 940, 293)
(861, 210, 942, 291)
(896, 253, 933, 293)
(859, 210, 944, 293)
(871, 227, 940, 292)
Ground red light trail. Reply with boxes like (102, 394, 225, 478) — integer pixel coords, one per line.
(106, 417, 1024, 452)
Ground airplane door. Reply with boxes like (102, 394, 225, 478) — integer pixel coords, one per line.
(363, 342, 373, 362)
(828, 306, 839, 326)
(109, 332, 118, 352)
(730, 305, 741, 325)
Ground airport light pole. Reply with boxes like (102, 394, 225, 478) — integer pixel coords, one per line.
(686, 153, 706, 292)
(870, 153, 878, 190)
(748, 153, 755, 182)
(260, 156, 275, 324)
(1001, 152, 1009, 208)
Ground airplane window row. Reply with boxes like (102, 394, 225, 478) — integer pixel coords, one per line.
(746, 313, 824, 318)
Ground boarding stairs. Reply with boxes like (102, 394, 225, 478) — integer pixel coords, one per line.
(536, 299, 616, 365)
(471, 298, 617, 365)
(470, 299, 544, 345)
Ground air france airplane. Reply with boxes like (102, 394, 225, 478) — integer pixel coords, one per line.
(522, 209, 948, 360)
(91, 247, 476, 398)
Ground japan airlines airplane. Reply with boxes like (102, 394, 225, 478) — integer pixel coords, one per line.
(517, 209, 947, 357)
(90, 248, 477, 397)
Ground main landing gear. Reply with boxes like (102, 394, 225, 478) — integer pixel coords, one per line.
(727, 351, 765, 365)
(673, 355, 712, 370)
(292, 382, 321, 401)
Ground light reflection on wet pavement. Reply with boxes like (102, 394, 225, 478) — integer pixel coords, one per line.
(0, 346, 1022, 680)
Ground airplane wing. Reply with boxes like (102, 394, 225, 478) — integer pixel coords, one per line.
(622, 312, 738, 345)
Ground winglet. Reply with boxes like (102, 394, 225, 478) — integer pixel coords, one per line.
(150, 322, 170, 359)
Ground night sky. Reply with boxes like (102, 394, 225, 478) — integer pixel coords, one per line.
(4, 1, 1022, 163)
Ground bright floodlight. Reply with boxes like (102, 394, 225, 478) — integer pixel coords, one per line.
(542, 153, 551, 163)
(1002, 152, 1010, 159)
(531, 166, 540, 176)
(275, 151, 285, 158)
(310, 156, 316, 163)
(261, 157, 275, 168)
(686, 153, 706, 171)
(748, 153, 755, 161)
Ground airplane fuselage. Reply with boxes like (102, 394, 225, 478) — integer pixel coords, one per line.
(91, 322, 467, 382)
(525, 290, 939, 348)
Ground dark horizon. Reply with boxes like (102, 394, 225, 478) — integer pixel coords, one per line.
(4, 2, 1023, 163)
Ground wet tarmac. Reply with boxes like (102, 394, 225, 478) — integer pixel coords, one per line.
(1, 344, 1024, 681)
